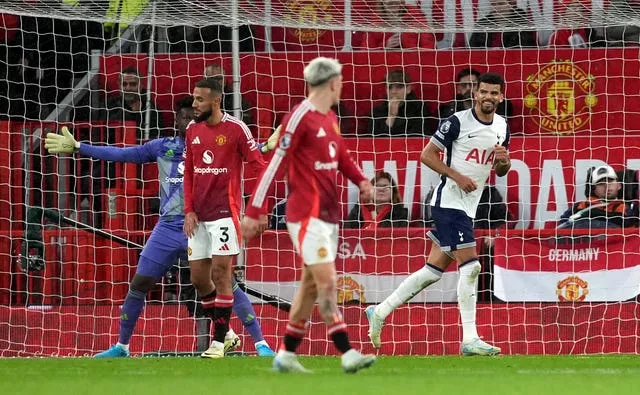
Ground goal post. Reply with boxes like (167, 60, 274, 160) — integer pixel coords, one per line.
(0, 0, 639, 357)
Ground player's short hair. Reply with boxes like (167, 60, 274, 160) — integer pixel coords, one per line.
(304, 57, 342, 87)
(386, 70, 411, 85)
(175, 95, 194, 111)
(120, 66, 141, 78)
(478, 72, 505, 92)
(457, 68, 481, 82)
(194, 78, 223, 97)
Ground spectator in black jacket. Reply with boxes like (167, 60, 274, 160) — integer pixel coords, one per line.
(97, 66, 165, 142)
(368, 70, 434, 136)
(469, 0, 537, 48)
(344, 171, 409, 229)
(439, 68, 513, 120)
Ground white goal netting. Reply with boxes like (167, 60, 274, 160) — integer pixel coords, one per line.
(0, 0, 639, 357)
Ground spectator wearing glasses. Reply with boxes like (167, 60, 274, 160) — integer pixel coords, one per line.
(343, 171, 409, 229)
(368, 70, 434, 136)
(439, 68, 513, 121)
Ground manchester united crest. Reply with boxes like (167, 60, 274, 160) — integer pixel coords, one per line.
(216, 135, 227, 146)
(524, 60, 597, 135)
(556, 276, 589, 302)
(337, 276, 366, 304)
(284, 0, 332, 43)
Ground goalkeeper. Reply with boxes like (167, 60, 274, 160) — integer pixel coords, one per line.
(44, 97, 281, 358)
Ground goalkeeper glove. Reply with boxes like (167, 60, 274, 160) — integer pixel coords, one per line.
(260, 125, 282, 153)
(44, 126, 80, 154)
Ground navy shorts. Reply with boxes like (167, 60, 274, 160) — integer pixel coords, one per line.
(138, 220, 188, 279)
(427, 206, 476, 256)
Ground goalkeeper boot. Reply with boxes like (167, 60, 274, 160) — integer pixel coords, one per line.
(255, 341, 276, 357)
(201, 340, 225, 359)
(364, 305, 384, 349)
(273, 350, 311, 373)
(341, 349, 376, 374)
(94, 344, 130, 358)
(461, 338, 501, 356)
(224, 328, 241, 354)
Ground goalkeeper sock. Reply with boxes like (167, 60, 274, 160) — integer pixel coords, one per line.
(328, 321, 351, 354)
(118, 288, 146, 345)
(212, 294, 234, 343)
(232, 279, 264, 342)
(457, 260, 481, 342)
(375, 263, 443, 320)
(283, 319, 307, 352)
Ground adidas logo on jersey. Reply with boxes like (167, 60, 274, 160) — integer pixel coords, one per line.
(192, 136, 201, 144)
(219, 244, 230, 251)
(316, 127, 326, 137)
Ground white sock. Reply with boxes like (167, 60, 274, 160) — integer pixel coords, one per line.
(255, 340, 269, 348)
(375, 264, 443, 320)
(116, 342, 129, 352)
(457, 260, 481, 342)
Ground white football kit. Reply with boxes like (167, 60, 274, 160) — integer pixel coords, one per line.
(430, 108, 510, 218)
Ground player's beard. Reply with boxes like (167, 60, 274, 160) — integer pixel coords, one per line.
(194, 110, 212, 123)
(479, 100, 497, 115)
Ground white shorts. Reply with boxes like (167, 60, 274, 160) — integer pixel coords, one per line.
(188, 217, 240, 260)
(287, 217, 338, 265)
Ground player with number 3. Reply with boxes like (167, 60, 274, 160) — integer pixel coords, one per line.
(183, 78, 271, 358)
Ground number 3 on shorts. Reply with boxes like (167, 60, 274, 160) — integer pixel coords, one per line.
(219, 226, 229, 243)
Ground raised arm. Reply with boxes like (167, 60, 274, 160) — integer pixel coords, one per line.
(44, 126, 157, 163)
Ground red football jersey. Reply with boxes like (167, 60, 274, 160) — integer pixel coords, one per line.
(184, 113, 265, 222)
(247, 100, 367, 224)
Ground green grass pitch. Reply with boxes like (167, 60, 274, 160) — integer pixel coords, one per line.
(1, 355, 638, 395)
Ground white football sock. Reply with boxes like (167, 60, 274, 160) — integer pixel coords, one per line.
(116, 342, 129, 351)
(457, 260, 481, 342)
(375, 264, 443, 320)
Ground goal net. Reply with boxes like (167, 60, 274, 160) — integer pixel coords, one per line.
(1, 0, 639, 357)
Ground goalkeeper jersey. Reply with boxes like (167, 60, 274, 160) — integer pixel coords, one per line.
(247, 99, 367, 224)
(429, 108, 510, 218)
(79, 137, 186, 222)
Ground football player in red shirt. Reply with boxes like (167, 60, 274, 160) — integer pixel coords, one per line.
(183, 78, 267, 358)
(242, 57, 376, 374)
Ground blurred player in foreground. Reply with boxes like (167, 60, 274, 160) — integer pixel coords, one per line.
(365, 72, 511, 356)
(242, 57, 376, 373)
(45, 95, 279, 358)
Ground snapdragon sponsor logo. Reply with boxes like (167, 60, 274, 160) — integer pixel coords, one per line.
(314, 161, 338, 171)
(194, 167, 228, 175)
(165, 176, 184, 184)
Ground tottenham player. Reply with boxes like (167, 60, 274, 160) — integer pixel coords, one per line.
(242, 57, 377, 373)
(45, 96, 277, 358)
(365, 72, 510, 356)
(183, 78, 270, 359)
